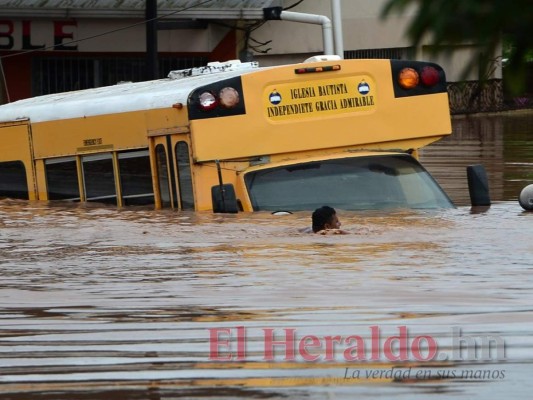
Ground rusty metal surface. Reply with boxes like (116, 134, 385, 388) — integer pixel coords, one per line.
(0, 0, 278, 19)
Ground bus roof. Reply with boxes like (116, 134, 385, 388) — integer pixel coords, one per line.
(0, 60, 262, 124)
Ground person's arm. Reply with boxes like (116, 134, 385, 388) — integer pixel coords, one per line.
(316, 228, 350, 235)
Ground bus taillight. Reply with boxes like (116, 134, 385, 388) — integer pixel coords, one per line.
(420, 66, 440, 87)
(189, 76, 247, 120)
(198, 91, 218, 110)
(197, 87, 241, 111)
(397, 65, 442, 90)
(219, 87, 240, 109)
(391, 60, 447, 98)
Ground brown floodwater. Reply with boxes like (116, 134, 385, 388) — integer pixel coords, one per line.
(420, 110, 533, 205)
(0, 111, 532, 399)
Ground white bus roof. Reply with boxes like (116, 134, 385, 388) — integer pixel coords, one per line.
(0, 60, 261, 124)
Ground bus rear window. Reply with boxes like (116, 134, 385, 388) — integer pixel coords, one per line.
(244, 155, 453, 211)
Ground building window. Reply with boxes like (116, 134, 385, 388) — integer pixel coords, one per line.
(118, 150, 154, 206)
(45, 157, 80, 201)
(0, 161, 28, 200)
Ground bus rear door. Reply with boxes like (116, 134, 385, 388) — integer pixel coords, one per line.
(148, 128, 195, 210)
(0, 120, 36, 200)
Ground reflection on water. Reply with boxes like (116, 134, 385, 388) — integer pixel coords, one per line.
(1, 111, 533, 399)
(421, 110, 533, 205)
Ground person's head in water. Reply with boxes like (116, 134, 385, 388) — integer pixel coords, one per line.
(312, 206, 341, 233)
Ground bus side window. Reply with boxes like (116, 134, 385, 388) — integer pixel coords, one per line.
(0, 161, 29, 200)
(81, 153, 117, 204)
(175, 141, 195, 210)
(118, 150, 154, 206)
(155, 144, 171, 208)
(45, 157, 80, 201)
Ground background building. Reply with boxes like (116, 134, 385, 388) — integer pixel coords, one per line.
(0, 0, 503, 112)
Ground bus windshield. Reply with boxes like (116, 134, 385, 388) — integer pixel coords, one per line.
(244, 154, 453, 211)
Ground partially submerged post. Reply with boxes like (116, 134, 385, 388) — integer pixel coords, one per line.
(467, 164, 491, 207)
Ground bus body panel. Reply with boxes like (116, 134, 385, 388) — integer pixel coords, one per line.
(0, 72, 244, 124)
(0, 121, 37, 200)
(189, 59, 451, 162)
(30, 107, 187, 160)
(0, 57, 455, 211)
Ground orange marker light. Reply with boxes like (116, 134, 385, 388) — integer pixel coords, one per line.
(294, 65, 341, 74)
(398, 68, 419, 89)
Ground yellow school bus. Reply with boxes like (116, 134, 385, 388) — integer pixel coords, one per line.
(0, 55, 453, 212)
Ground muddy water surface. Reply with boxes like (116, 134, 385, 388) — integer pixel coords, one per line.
(0, 111, 532, 399)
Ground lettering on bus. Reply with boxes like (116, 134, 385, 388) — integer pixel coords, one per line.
(83, 138, 103, 146)
(265, 76, 376, 121)
(289, 83, 349, 99)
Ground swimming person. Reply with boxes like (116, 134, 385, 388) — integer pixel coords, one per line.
(311, 206, 349, 234)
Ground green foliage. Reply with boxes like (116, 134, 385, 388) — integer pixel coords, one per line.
(381, 0, 532, 93)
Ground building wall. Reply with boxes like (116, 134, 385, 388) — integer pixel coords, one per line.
(253, 0, 415, 53)
(251, 0, 502, 82)
(0, 17, 236, 102)
(0, 0, 502, 104)
(0, 18, 233, 53)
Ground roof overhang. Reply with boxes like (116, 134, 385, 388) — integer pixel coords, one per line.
(0, 0, 279, 19)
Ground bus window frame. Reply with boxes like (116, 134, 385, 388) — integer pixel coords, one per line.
(173, 139, 196, 211)
(0, 120, 37, 200)
(0, 160, 29, 200)
(149, 133, 184, 209)
(80, 152, 118, 205)
(117, 149, 155, 207)
(44, 156, 81, 201)
(148, 132, 195, 211)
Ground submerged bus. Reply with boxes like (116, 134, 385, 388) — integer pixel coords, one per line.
(0, 55, 454, 212)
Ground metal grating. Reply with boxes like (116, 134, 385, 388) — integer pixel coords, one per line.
(344, 47, 415, 60)
(0, 1, 279, 19)
(31, 55, 208, 96)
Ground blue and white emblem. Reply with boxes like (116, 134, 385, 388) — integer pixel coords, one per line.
(269, 90, 282, 105)
(358, 81, 370, 95)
